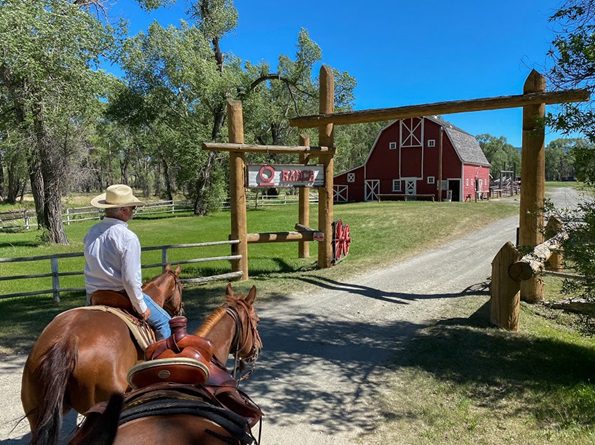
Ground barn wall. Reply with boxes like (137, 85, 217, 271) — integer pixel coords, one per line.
(334, 165, 365, 202)
(462, 164, 491, 201)
(366, 122, 400, 194)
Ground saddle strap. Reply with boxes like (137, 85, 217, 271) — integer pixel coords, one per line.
(118, 398, 256, 444)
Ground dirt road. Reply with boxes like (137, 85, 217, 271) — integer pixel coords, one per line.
(0, 188, 583, 444)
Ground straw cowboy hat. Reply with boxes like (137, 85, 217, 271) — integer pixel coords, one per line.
(91, 184, 145, 209)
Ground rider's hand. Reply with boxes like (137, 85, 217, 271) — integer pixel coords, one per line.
(141, 308, 151, 320)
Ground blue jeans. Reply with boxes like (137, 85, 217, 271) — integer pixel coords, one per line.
(143, 293, 171, 341)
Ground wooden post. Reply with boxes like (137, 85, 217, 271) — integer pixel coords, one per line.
(161, 247, 168, 271)
(299, 134, 310, 258)
(318, 66, 334, 269)
(490, 242, 520, 331)
(519, 70, 546, 303)
(51, 257, 60, 303)
(227, 99, 248, 280)
(545, 217, 564, 271)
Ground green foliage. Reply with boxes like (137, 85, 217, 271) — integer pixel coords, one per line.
(562, 201, 595, 304)
(547, 0, 595, 142)
(476, 134, 521, 178)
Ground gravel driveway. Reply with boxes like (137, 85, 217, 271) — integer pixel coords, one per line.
(0, 188, 583, 444)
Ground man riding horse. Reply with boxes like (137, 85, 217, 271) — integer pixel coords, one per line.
(85, 184, 172, 340)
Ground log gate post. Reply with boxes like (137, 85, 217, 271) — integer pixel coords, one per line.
(227, 99, 248, 280)
(519, 70, 546, 303)
(318, 66, 334, 269)
(490, 242, 520, 331)
(298, 134, 310, 258)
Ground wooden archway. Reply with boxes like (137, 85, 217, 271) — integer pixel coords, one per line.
(289, 66, 589, 302)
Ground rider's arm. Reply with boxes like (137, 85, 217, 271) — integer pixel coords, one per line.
(121, 234, 148, 315)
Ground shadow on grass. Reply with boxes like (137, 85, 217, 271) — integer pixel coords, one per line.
(392, 301, 595, 428)
(287, 275, 490, 304)
(0, 241, 43, 249)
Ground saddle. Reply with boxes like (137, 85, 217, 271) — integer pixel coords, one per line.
(90, 289, 134, 313)
(127, 316, 263, 427)
(78, 383, 258, 445)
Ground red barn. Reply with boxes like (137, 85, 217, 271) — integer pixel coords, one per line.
(333, 116, 490, 202)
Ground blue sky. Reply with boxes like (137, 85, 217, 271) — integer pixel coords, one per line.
(111, 0, 571, 147)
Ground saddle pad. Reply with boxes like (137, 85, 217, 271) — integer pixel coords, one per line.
(61, 306, 156, 350)
(127, 358, 210, 389)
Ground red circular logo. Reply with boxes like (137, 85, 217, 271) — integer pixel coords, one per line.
(257, 165, 276, 186)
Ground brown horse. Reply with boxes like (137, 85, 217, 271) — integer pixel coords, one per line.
(21, 265, 184, 445)
(69, 284, 262, 445)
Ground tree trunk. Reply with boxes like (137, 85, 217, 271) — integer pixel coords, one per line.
(193, 150, 217, 215)
(28, 154, 45, 227)
(161, 156, 174, 201)
(0, 150, 4, 201)
(6, 157, 22, 204)
(33, 109, 68, 244)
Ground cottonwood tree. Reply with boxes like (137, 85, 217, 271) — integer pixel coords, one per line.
(115, 20, 241, 214)
(241, 29, 357, 167)
(476, 134, 521, 179)
(0, 0, 114, 243)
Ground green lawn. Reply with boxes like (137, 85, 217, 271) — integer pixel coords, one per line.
(0, 199, 516, 352)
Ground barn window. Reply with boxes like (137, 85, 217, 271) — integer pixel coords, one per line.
(427, 139, 436, 147)
(347, 173, 355, 183)
(389, 142, 397, 150)
(392, 180, 401, 192)
(465, 178, 469, 186)
(400, 118, 423, 148)
(427, 176, 435, 184)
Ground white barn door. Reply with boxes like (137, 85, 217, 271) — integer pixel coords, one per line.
(333, 185, 348, 203)
(364, 180, 380, 201)
(405, 179, 416, 195)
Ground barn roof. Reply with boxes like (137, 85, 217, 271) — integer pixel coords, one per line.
(426, 116, 491, 167)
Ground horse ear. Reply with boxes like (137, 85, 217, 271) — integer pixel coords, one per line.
(175, 265, 181, 276)
(244, 285, 257, 305)
(226, 282, 234, 297)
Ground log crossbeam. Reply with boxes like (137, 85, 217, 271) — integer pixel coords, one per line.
(289, 89, 590, 128)
(509, 231, 568, 281)
(203, 142, 334, 155)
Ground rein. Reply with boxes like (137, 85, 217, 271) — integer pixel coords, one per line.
(224, 297, 262, 383)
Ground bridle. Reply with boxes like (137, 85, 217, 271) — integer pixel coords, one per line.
(164, 268, 185, 317)
(224, 296, 262, 382)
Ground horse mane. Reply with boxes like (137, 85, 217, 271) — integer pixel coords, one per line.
(195, 307, 227, 337)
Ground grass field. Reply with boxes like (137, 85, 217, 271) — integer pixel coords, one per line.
(1, 199, 517, 353)
(1, 194, 593, 444)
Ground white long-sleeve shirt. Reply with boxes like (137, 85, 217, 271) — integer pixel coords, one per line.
(84, 217, 147, 314)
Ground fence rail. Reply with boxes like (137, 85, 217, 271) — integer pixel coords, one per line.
(1, 193, 318, 230)
(0, 240, 241, 301)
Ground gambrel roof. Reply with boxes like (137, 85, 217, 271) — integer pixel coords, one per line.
(334, 116, 490, 177)
(426, 116, 491, 167)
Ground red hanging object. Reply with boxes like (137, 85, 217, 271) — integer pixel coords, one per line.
(332, 219, 351, 263)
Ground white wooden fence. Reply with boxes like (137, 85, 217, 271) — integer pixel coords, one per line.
(0, 240, 242, 302)
(1, 194, 318, 231)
